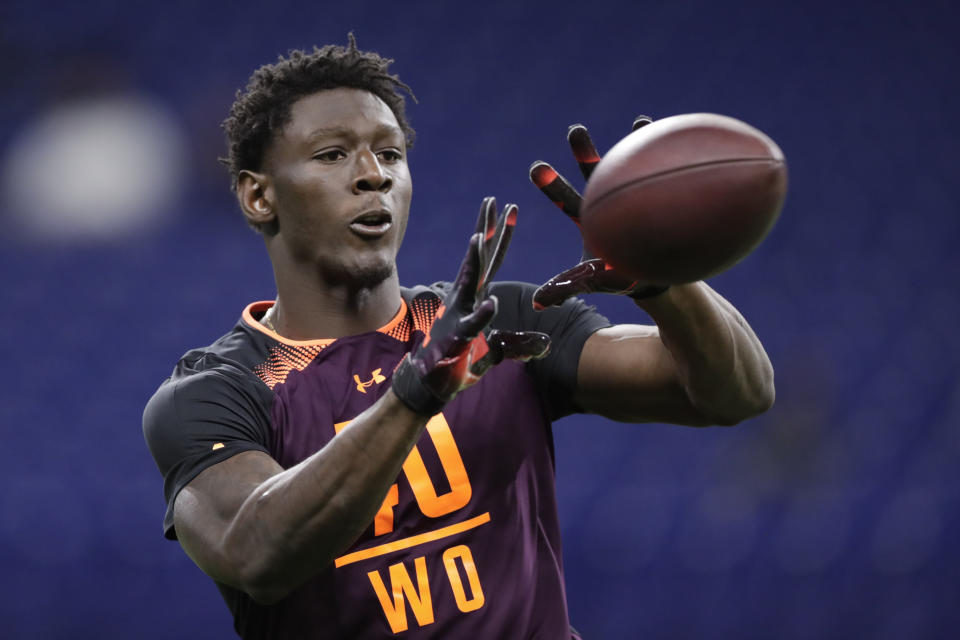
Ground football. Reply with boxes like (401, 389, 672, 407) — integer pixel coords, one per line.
(580, 113, 787, 285)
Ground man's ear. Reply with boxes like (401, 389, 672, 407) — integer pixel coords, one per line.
(237, 170, 276, 229)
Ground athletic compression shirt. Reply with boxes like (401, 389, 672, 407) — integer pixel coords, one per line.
(144, 281, 609, 639)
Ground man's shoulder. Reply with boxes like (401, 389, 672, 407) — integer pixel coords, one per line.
(183, 321, 263, 372)
(144, 322, 273, 441)
(153, 317, 271, 401)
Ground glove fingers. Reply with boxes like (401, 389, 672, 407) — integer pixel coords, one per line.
(532, 261, 607, 309)
(491, 330, 551, 362)
(632, 115, 653, 131)
(451, 232, 483, 311)
(469, 330, 551, 377)
(473, 197, 498, 284)
(567, 124, 601, 180)
(592, 261, 645, 293)
(454, 295, 498, 344)
(416, 298, 495, 400)
(474, 196, 496, 236)
(531, 258, 670, 309)
(589, 260, 668, 297)
(529, 161, 583, 221)
(479, 204, 517, 290)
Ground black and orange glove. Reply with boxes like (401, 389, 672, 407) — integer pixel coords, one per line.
(529, 117, 669, 309)
(392, 197, 551, 415)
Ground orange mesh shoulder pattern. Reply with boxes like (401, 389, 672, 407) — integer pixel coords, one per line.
(408, 295, 441, 336)
(253, 342, 329, 390)
(244, 296, 440, 390)
(381, 294, 440, 342)
(382, 312, 413, 342)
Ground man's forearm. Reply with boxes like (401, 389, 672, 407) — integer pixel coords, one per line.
(223, 390, 429, 603)
(636, 282, 775, 424)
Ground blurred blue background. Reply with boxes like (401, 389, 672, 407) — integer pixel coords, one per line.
(1, 0, 957, 637)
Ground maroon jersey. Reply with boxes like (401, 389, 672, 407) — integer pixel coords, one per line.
(144, 282, 608, 639)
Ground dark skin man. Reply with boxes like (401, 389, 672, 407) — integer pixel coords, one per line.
(170, 86, 774, 607)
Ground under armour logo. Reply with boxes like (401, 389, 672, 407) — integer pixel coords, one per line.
(354, 368, 386, 393)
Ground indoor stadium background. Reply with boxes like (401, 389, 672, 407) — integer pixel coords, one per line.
(1, 0, 957, 637)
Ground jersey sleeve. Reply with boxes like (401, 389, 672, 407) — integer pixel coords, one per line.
(142, 354, 273, 539)
(488, 281, 611, 420)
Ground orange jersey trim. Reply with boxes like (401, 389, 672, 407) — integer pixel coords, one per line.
(242, 299, 408, 347)
(334, 512, 491, 568)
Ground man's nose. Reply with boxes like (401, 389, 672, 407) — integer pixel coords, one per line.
(352, 151, 392, 193)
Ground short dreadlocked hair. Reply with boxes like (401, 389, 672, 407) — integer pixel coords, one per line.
(221, 34, 416, 192)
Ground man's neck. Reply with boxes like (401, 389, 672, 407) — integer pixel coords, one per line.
(265, 272, 402, 341)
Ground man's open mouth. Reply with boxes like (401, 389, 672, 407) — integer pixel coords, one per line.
(349, 211, 393, 237)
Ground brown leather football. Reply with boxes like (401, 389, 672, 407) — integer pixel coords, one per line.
(581, 113, 787, 285)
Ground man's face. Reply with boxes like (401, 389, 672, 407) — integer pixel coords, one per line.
(263, 88, 412, 289)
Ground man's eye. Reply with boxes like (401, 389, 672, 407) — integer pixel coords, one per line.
(378, 150, 403, 163)
(314, 150, 346, 162)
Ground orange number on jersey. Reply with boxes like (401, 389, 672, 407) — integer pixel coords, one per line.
(442, 544, 485, 612)
(375, 484, 400, 536)
(367, 556, 434, 633)
(367, 545, 485, 633)
(334, 413, 472, 534)
(402, 414, 472, 517)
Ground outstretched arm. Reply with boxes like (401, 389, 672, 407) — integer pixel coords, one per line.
(531, 120, 773, 426)
(575, 282, 774, 425)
